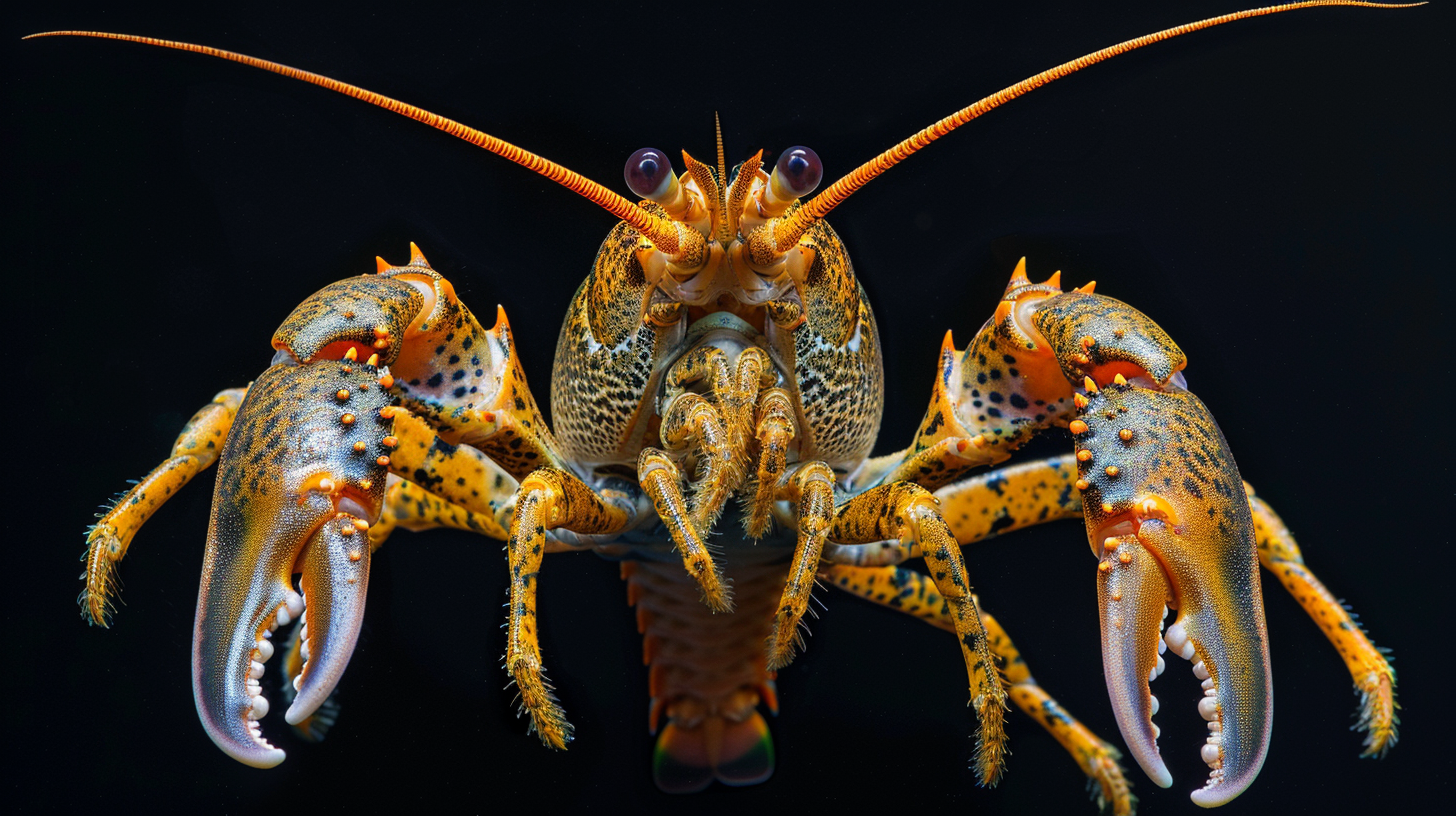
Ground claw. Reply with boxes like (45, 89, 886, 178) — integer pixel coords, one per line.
(192, 359, 393, 766)
(1079, 379, 1272, 807)
(285, 515, 370, 726)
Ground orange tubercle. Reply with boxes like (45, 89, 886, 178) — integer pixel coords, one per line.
(297, 472, 341, 506)
(341, 413, 356, 425)
(344, 347, 359, 362)
(1135, 494, 1182, 526)
(1069, 419, 1088, 434)
(378, 374, 395, 388)
(1077, 449, 1093, 462)
(1105, 465, 1120, 477)
(1075, 479, 1090, 491)
(336, 389, 350, 400)
(376, 455, 391, 467)
(382, 436, 398, 448)
(1119, 429, 1134, 441)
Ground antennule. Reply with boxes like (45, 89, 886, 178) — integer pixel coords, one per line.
(723, 150, 765, 242)
(768, 1, 1424, 252)
(681, 149, 722, 237)
(24, 30, 699, 259)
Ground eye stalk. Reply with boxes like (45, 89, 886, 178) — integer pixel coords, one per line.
(771, 146, 822, 199)
(624, 147, 678, 202)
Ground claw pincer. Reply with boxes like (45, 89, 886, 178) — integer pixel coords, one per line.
(194, 359, 394, 767)
(1074, 380, 1272, 807)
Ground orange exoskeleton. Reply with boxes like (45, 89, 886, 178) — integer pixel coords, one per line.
(45, 2, 1412, 810)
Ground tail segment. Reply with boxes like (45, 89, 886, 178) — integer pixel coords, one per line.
(655, 712, 775, 792)
(622, 559, 786, 793)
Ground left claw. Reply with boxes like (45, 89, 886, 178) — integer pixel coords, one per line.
(192, 359, 394, 766)
(1075, 379, 1272, 808)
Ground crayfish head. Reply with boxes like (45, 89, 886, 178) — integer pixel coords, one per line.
(625, 141, 832, 314)
(1079, 381, 1272, 807)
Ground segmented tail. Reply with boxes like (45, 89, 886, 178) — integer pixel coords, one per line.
(622, 559, 785, 792)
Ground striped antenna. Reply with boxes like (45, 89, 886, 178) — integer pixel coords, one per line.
(769, 2, 1423, 252)
(23, 31, 695, 256)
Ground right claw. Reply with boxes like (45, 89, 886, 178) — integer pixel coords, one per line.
(1077, 379, 1272, 808)
(192, 359, 394, 767)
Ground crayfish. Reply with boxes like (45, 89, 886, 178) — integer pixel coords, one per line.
(38, 2, 1414, 810)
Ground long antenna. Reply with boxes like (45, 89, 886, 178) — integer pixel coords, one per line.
(769, 1, 1422, 252)
(23, 30, 695, 256)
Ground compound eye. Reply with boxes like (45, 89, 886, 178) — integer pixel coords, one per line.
(773, 146, 823, 198)
(624, 148, 676, 200)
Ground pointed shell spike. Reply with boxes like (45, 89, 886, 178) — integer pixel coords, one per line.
(1009, 257, 1030, 286)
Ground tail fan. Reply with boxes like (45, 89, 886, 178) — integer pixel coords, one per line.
(654, 712, 774, 793)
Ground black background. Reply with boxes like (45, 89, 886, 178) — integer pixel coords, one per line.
(6, 2, 1451, 813)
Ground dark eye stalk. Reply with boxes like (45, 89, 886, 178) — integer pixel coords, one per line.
(625, 147, 677, 201)
(771, 146, 822, 199)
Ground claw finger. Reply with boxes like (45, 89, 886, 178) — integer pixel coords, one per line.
(285, 515, 371, 726)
